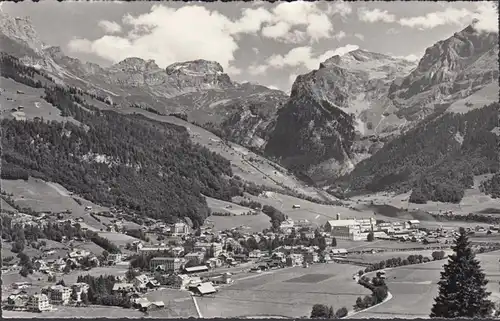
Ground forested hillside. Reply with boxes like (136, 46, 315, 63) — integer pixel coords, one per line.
(480, 173, 500, 199)
(338, 103, 500, 203)
(0, 54, 250, 227)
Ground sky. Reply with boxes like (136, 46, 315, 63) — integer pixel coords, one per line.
(2, 0, 498, 92)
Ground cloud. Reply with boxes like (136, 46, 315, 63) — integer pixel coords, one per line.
(334, 31, 346, 40)
(98, 20, 122, 34)
(358, 8, 396, 23)
(225, 65, 242, 75)
(326, 1, 352, 18)
(353, 33, 364, 40)
(248, 64, 269, 76)
(260, 1, 334, 43)
(266, 44, 360, 71)
(68, 5, 238, 69)
(398, 7, 472, 29)
(358, 2, 498, 32)
(471, 2, 498, 32)
(386, 28, 399, 35)
(393, 54, 421, 62)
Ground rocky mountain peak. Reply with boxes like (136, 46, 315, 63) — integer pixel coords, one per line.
(110, 57, 161, 72)
(0, 11, 45, 53)
(166, 59, 225, 76)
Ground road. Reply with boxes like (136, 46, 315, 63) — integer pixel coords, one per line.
(351, 250, 500, 319)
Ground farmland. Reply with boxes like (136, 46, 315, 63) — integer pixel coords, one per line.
(196, 263, 371, 318)
(350, 250, 500, 319)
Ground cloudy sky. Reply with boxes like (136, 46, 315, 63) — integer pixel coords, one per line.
(2, 1, 497, 91)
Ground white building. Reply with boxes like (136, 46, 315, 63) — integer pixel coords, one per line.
(27, 294, 51, 312)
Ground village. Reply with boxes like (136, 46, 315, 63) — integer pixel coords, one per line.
(3, 199, 479, 318)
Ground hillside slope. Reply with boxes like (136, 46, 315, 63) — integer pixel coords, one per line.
(336, 102, 499, 204)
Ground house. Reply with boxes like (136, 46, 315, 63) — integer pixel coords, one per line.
(107, 253, 122, 264)
(34, 260, 49, 271)
(27, 293, 52, 312)
(112, 283, 136, 294)
(232, 253, 249, 262)
(249, 249, 262, 259)
(208, 272, 233, 285)
(206, 257, 222, 269)
(330, 248, 348, 256)
(169, 222, 190, 236)
(48, 285, 72, 305)
(183, 265, 209, 274)
(150, 257, 186, 273)
(133, 274, 149, 288)
(303, 252, 319, 264)
(286, 254, 304, 267)
(71, 283, 89, 301)
(406, 220, 420, 229)
(69, 250, 90, 259)
(194, 242, 223, 256)
(189, 282, 217, 296)
(7, 292, 30, 310)
(52, 258, 67, 272)
(184, 252, 205, 265)
(12, 282, 32, 290)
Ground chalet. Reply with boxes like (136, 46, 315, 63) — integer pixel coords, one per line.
(205, 257, 222, 269)
(132, 274, 150, 290)
(7, 292, 30, 311)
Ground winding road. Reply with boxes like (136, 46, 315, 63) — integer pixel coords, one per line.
(349, 250, 500, 319)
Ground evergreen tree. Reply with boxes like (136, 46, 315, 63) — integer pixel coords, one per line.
(430, 227, 493, 318)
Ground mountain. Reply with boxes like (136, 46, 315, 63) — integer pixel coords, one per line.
(265, 49, 418, 181)
(0, 11, 288, 150)
(266, 25, 498, 182)
(337, 102, 499, 204)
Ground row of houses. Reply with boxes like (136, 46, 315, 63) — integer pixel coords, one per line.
(6, 282, 90, 312)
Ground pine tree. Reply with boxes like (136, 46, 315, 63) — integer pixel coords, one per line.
(430, 227, 493, 318)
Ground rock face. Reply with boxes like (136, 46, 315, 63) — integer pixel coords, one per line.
(266, 25, 498, 182)
(389, 24, 499, 120)
(265, 49, 417, 181)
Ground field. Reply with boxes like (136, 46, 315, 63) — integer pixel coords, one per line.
(3, 306, 145, 318)
(351, 174, 499, 218)
(0, 76, 81, 126)
(335, 239, 449, 252)
(1, 177, 108, 231)
(350, 250, 500, 319)
(207, 213, 271, 232)
(97, 232, 139, 246)
(197, 263, 372, 318)
(446, 81, 499, 114)
(206, 196, 256, 216)
(145, 288, 198, 318)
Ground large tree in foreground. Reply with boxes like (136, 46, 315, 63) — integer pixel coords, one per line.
(430, 227, 493, 318)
